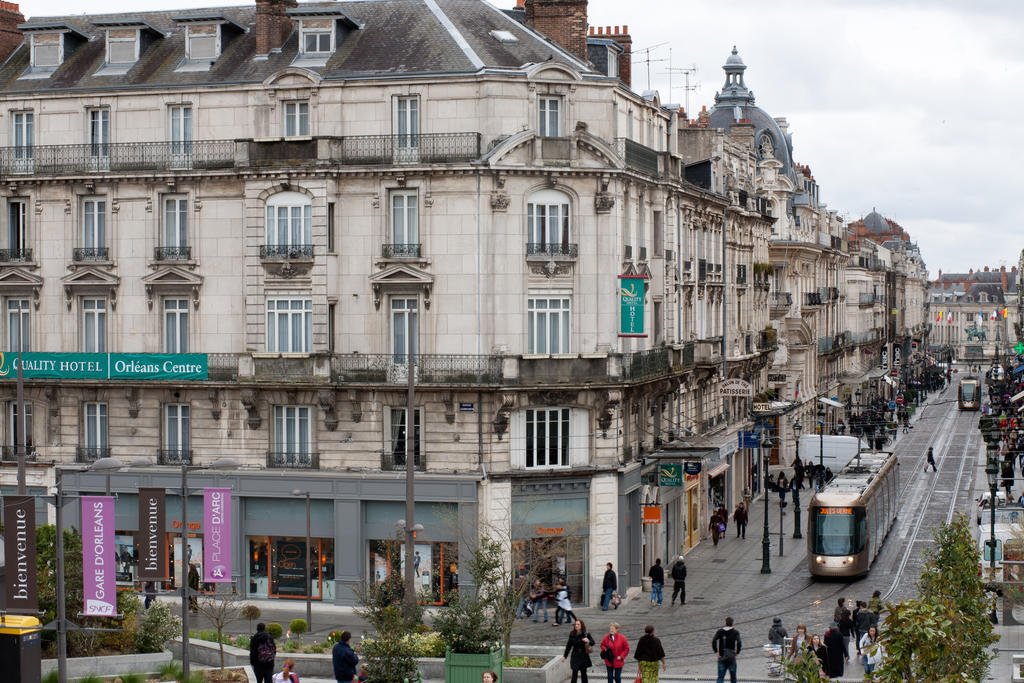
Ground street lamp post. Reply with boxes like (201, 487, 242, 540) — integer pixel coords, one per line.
(792, 421, 803, 540)
(986, 452, 999, 624)
(179, 457, 240, 681)
(292, 489, 313, 634)
(760, 431, 772, 575)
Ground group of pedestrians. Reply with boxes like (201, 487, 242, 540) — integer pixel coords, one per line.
(645, 556, 687, 605)
(249, 622, 360, 683)
(517, 576, 582, 625)
(560, 620, 667, 683)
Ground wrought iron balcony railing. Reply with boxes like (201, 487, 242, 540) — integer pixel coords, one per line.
(622, 346, 671, 382)
(0, 140, 235, 176)
(526, 242, 578, 258)
(0, 445, 36, 461)
(804, 292, 823, 307)
(615, 137, 663, 177)
(332, 133, 481, 165)
(154, 246, 192, 261)
(679, 341, 696, 369)
(158, 449, 193, 465)
(381, 451, 425, 472)
(0, 248, 32, 262)
(266, 451, 320, 469)
(73, 247, 109, 262)
(260, 244, 313, 260)
(76, 446, 110, 462)
(381, 243, 422, 258)
(771, 292, 792, 308)
(207, 353, 239, 381)
(331, 353, 502, 384)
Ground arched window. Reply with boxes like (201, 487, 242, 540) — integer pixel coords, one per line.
(265, 191, 312, 254)
(526, 189, 571, 256)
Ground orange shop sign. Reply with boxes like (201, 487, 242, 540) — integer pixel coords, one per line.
(642, 506, 662, 524)
(535, 526, 564, 536)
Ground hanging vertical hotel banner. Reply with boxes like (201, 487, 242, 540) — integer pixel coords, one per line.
(82, 495, 116, 616)
(136, 488, 167, 581)
(618, 275, 648, 337)
(203, 488, 232, 582)
(3, 495, 37, 613)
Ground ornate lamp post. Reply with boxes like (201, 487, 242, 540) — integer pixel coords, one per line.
(980, 413, 1003, 623)
(792, 421, 803, 540)
(760, 430, 774, 575)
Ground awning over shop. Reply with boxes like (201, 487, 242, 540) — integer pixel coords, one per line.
(649, 427, 743, 469)
(707, 462, 730, 478)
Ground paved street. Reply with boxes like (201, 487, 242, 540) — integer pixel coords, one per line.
(179, 378, 1016, 681)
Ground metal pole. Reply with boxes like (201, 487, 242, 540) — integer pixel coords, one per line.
(793, 435, 802, 539)
(779, 500, 784, 556)
(404, 308, 417, 615)
(15, 346, 24, 493)
(991, 459, 999, 624)
(819, 417, 824, 489)
(305, 491, 312, 633)
(181, 465, 191, 681)
(760, 438, 771, 574)
(55, 468, 68, 683)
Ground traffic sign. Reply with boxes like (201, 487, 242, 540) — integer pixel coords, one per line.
(887, 401, 897, 411)
(895, 395, 905, 405)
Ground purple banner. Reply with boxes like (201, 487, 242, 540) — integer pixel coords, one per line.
(203, 488, 231, 582)
(82, 496, 116, 616)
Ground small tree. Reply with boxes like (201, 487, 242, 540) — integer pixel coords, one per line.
(871, 514, 998, 681)
(242, 604, 261, 633)
(193, 589, 247, 671)
(290, 618, 308, 637)
(783, 645, 827, 682)
(135, 600, 182, 653)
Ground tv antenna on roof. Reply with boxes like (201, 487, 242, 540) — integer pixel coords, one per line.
(632, 42, 667, 91)
(661, 59, 699, 118)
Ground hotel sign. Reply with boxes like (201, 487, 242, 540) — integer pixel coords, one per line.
(618, 275, 648, 337)
(0, 352, 208, 380)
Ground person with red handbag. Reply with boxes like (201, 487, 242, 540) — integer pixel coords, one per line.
(600, 622, 630, 683)
(633, 624, 665, 683)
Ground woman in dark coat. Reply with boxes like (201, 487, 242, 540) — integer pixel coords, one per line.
(824, 622, 847, 677)
(562, 618, 595, 683)
(633, 624, 666, 683)
(809, 634, 828, 675)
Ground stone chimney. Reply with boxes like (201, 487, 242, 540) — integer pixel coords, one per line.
(524, 0, 589, 64)
(0, 2, 24, 64)
(255, 0, 297, 55)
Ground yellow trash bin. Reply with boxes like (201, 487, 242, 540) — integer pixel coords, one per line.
(0, 614, 41, 683)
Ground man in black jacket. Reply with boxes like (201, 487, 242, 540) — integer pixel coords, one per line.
(712, 617, 742, 683)
(648, 558, 665, 606)
(601, 562, 617, 611)
(249, 623, 276, 683)
(332, 630, 359, 683)
(670, 556, 687, 605)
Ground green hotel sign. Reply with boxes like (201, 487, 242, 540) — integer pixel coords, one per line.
(618, 275, 648, 337)
(0, 353, 208, 380)
(658, 463, 682, 487)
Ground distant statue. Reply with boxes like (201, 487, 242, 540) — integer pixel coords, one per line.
(965, 323, 987, 341)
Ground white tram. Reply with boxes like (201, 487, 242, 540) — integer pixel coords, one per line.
(807, 451, 900, 578)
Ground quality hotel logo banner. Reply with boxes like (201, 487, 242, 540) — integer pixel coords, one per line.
(82, 495, 116, 616)
(0, 352, 208, 380)
(3, 495, 37, 613)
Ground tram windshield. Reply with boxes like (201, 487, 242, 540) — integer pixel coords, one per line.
(813, 507, 867, 555)
(961, 383, 976, 402)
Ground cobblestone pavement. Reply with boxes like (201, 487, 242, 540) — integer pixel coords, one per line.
(182, 381, 1012, 681)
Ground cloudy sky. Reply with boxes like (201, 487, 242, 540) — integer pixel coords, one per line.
(21, 0, 1021, 275)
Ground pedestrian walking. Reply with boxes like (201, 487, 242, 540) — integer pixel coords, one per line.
(561, 619, 595, 683)
(839, 608, 854, 658)
(809, 634, 828, 676)
(143, 580, 157, 609)
(732, 503, 747, 539)
(648, 559, 664, 606)
(767, 617, 787, 646)
(925, 446, 937, 472)
(788, 623, 808, 658)
(867, 589, 883, 613)
(331, 630, 358, 683)
(634, 624, 666, 683)
(250, 623, 277, 683)
(853, 600, 872, 653)
(601, 563, 617, 611)
(599, 622, 629, 683)
(711, 616, 742, 683)
(777, 473, 789, 509)
(717, 505, 728, 533)
(709, 511, 723, 547)
(824, 622, 847, 678)
(530, 578, 549, 623)
(832, 597, 846, 624)
(859, 625, 883, 674)
(669, 555, 687, 605)
(187, 563, 199, 612)
(554, 579, 577, 626)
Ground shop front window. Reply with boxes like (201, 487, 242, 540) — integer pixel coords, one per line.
(115, 533, 137, 586)
(368, 539, 458, 605)
(247, 536, 335, 601)
(512, 536, 587, 607)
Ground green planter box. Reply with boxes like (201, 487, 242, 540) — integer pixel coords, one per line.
(445, 648, 503, 683)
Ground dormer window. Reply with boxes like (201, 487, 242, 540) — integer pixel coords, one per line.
(300, 19, 333, 56)
(186, 24, 219, 61)
(106, 29, 138, 65)
(30, 33, 61, 68)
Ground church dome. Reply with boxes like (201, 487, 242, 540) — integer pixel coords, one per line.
(863, 209, 889, 234)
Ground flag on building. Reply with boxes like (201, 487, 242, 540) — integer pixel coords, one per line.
(991, 310, 997, 321)
(1003, 307, 1009, 319)
(947, 311, 953, 323)
(936, 310, 942, 322)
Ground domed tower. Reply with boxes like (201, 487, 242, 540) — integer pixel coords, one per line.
(708, 46, 795, 180)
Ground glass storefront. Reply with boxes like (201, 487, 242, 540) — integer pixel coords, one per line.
(248, 536, 335, 601)
(368, 539, 458, 604)
(115, 533, 138, 586)
(511, 495, 590, 606)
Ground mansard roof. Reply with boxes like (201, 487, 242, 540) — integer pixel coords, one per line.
(0, 0, 593, 94)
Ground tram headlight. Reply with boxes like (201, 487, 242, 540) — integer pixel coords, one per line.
(847, 556, 854, 564)
(816, 556, 824, 564)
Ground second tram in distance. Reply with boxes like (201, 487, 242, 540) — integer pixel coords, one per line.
(958, 376, 981, 410)
(807, 451, 900, 578)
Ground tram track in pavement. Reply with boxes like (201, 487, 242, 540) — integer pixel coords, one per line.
(646, 388, 977, 660)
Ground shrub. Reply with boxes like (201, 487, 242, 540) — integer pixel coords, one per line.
(157, 661, 183, 682)
(326, 630, 344, 646)
(135, 601, 182, 654)
(283, 638, 301, 652)
(289, 618, 308, 635)
(266, 622, 284, 639)
(198, 629, 220, 642)
(234, 634, 251, 650)
(307, 641, 326, 654)
(42, 672, 59, 683)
